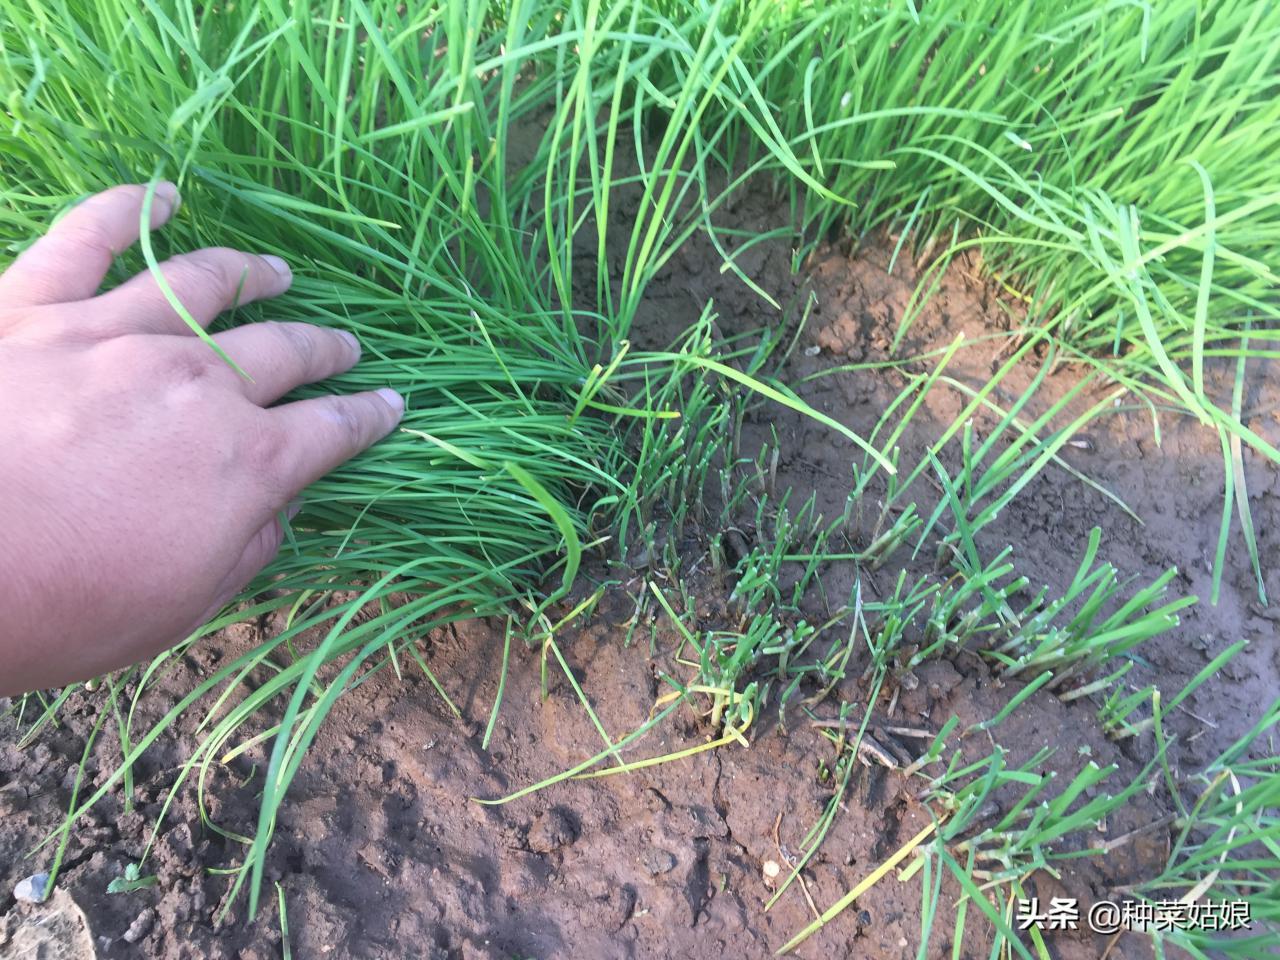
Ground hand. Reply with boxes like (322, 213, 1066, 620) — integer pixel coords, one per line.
(0, 183, 404, 695)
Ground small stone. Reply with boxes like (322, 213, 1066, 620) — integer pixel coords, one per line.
(762, 860, 781, 880)
(527, 808, 577, 853)
(641, 849, 678, 876)
(0, 782, 27, 814)
(13, 872, 49, 903)
(122, 907, 155, 944)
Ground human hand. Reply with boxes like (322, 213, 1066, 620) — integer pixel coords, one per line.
(0, 183, 403, 695)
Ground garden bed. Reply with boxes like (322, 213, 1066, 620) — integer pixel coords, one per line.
(3, 230, 1274, 958)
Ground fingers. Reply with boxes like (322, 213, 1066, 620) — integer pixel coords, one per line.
(0, 183, 180, 307)
(95, 246, 292, 335)
(213, 322, 362, 405)
(268, 389, 405, 494)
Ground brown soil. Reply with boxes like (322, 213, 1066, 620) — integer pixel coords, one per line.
(2, 199, 1276, 959)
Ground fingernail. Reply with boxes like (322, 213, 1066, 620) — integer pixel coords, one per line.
(153, 180, 180, 209)
(286, 499, 304, 520)
(375, 387, 405, 418)
(149, 181, 181, 221)
(262, 254, 291, 279)
(337, 329, 361, 357)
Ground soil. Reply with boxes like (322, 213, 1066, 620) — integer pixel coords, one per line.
(2, 189, 1276, 959)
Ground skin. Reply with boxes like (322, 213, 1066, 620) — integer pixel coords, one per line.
(0, 183, 404, 696)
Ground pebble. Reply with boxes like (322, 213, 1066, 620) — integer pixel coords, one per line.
(13, 872, 49, 903)
(0, 782, 27, 814)
(527, 809, 577, 853)
(641, 848, 678, 876)
(123, 907, 155, 944)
